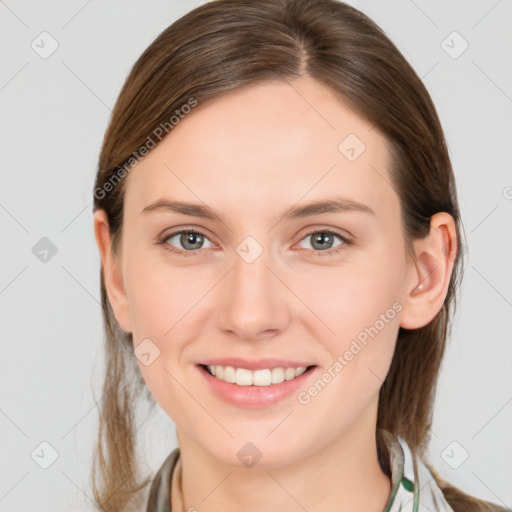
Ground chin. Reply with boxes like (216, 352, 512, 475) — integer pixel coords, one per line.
(198, 433, 312, 470)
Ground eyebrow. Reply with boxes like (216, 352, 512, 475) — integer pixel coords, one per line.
(141, 197, 375, 221)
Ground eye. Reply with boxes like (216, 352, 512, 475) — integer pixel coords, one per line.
(296, 229, 353, 256)
(157, 229, 214, 255)
(156, 227, 353, 257)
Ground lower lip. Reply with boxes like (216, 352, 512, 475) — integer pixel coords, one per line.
(197, 365, 317, 408)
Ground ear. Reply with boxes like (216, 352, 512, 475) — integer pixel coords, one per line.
(400, 212, 458, 329)
(93, 209, 132, 333)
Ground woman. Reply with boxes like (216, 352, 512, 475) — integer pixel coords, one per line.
(91, 0, 510, 511)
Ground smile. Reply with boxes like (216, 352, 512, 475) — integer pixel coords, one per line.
(197, 359, 318, 407)
(205, 364, 309, 386)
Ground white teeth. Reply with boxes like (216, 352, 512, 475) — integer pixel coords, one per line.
(235, 368, 252, 386)
(224, 366, 236, 383)
(206, 365, 308, 386)
(284, 367, 296, 380)
(271, 367, 284, 384)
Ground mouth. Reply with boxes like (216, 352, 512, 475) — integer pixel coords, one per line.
(196, 363, 318, 408)
(200, 364, 316, 386)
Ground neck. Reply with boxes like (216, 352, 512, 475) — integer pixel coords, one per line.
(173, 411, 391, 512)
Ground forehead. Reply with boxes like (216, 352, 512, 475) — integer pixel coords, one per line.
(124, 76, 398, 222)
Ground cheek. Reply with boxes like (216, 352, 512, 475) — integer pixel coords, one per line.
(124, 259, 196, 418)
(123, 250, 204, 342)
(294, 253, 405, 346)
(123, 253, 213, 404)
(296, 291, 400, 426)
(294, 251, 404, 399)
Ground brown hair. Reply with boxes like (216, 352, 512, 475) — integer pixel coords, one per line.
(91, 1, 505, 511)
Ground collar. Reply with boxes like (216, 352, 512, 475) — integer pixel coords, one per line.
(145, 430, 455, 512)
(380, 429, 455, 512)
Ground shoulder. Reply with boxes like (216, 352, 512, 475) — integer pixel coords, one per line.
(145, 448, 180, 512)
(478, 501, 512, 512)
(439, 480, 511, 512)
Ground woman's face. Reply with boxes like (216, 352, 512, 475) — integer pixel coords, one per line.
(108, 76, 418, 467)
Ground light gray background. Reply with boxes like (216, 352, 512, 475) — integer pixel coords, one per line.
(1, 1, 511, 510)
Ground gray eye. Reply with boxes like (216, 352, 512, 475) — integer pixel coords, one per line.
(167, 231, 213, 251)
(299, 231, 344, 251)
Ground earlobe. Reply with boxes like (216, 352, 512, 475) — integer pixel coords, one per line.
(93, 209, 132, 333)
(399, 212, 457, 330)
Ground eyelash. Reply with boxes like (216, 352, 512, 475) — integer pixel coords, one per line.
(156, 227, 353, 258)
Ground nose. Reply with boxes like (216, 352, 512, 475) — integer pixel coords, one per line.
(216, 242, 290, 341)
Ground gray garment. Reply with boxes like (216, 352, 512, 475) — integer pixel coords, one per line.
(146, 447, 180, 512)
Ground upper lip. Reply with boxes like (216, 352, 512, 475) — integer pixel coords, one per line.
(199, 357, 315, 371)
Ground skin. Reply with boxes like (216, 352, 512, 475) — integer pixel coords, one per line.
(94, 75, 457, 512)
